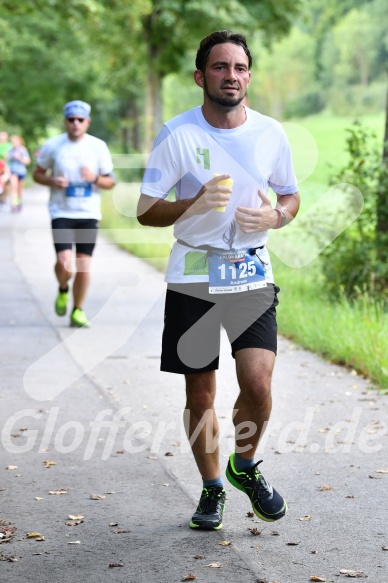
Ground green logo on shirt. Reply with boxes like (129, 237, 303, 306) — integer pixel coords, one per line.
(196, 147, 210, 170)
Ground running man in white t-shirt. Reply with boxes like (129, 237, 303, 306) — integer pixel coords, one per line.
(33, 100, 115, 327)
(138, 31, 300, 530)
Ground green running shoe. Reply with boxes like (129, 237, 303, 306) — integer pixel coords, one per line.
(189, 486, 226, 530)
(226, 453, 287, 522)
(70, 308, 90, 328)
(55, 289, 69, 316)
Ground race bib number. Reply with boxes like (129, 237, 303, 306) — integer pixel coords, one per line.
(208, 248, 267, 294)
(66, 182, 92, 198)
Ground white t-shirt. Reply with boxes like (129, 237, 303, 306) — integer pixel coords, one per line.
(37, 133, 113, 220)
(141, 106, 298, 284)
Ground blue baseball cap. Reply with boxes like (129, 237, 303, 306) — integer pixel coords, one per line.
(64, 100, 91, 119)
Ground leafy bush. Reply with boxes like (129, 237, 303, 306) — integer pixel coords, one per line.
(310, 121, 388, 301)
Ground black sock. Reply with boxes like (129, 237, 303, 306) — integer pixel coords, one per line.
(59, 285, 69, 293)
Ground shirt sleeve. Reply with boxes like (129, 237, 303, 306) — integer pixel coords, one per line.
(140, 125, 179, 199)
(268, 127, 298, 195)
(98, 141, 114, 175)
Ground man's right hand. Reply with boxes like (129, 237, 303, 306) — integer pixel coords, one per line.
(190, 174, 232, 214)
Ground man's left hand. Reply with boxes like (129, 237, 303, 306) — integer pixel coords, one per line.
(235, 189, 277, 233)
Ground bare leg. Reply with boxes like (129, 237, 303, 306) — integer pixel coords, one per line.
(55, 249, 73, 289)
(73, 253, 91, 308)
(233, 347, 275, 458)
(184, 371, 219, 480)
(10, 174, 19, 207)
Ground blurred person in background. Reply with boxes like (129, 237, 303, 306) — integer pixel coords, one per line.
(8, 134, 31, 212)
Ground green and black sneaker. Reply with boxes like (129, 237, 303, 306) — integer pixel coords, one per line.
(55, 289, 69, 316)
(226, 453, 287, 522)
(189, 486, 226, 531)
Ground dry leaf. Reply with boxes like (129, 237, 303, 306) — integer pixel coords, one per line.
(271, 530, 280, 536)
(35, 497, 44, 501)
(43, 460, 57, 468)
(219, 540, 232, 546)
(69, 515, 84, 520)
(182, 575, 196, 581)
(246, 511, 254, 518)
(90, 494, 106, 500)
(298, 515, 312, 521)
(339, 569, 367, 577)
(287, 541, 300, 546)
(49, 489, 67, 495)
(369, 475, 382, 479)
(318, 485, 333, 491)
(114, 529, 130, 534)
(193, 555, 205, 559)
(310, 577, 327, 582)
(6, 466, 17, 470)
(108, 562, 124, 568)
(376, 469, 388, 474)
(26, 532, 43, 539)
(164, 451, 175, 456)
(68, 541, 81, 544)
(248, 528, 263, 536)
(207, 562, 222, 568)
(109, 522, 119, 527)
(35, 537, 45, 542)
(66, 521, 83, 526)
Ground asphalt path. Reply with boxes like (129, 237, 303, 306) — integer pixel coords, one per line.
(0, 187, 387, 583)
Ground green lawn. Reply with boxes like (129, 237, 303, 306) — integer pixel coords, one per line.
(101, 111, 388, 392)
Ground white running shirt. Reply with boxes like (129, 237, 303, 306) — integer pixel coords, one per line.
(141, 106, 298, 284)
(37, 133, 114, 220)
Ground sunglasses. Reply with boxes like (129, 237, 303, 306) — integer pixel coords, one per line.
(66, 117, 86, 123)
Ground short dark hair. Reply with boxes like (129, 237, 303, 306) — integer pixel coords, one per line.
(195, 30, 252, 72)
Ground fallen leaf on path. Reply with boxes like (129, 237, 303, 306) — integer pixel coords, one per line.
(376, 469, 388, 473)
(298, 515, 312, 521)
(0, 521, 16, 544)
(382, 546, 388, 550)
(43, 460, 57, 468)
(69, 515, 84, 520)
(318, 485, 333, 491)
(219, 540, 232, 546)
(26, 532, 43, 539)
(193, 555, 205, 559)
(207, 562, 222, 568)
(49, 489, 68, 495)
(35, 497, 44, 501)
(248, 528, 263, 536)
(66, 521, 83, 526)
(287, 541, 300, 545)
(246, 511, 254, 517)
(90, 494, 106, 500)
(6, 466, 17, 470)
(369, 475, 382, 479)
(182, 575, 196, 581)
(109, 522, 119, 527)
(164, 451, 175, 456)
(68, 541, 81, 544)
(339, 568, 368, 577)
(271, 530, 280, 536)
(114, 529, 130, 534)
(310, 577, 327, 582)
(108, 562, 124, 567)
(0, 554, 17, 562)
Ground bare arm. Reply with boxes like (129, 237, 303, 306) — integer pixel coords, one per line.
(137, 174, 233, 227)
(33, 165, 68, 188)
(235, 189, 300, 233)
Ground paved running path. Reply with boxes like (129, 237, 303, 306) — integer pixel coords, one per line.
(0, 187, 387, 582)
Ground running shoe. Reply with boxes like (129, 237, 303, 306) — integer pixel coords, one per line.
(189, 486, 226, 530)
(70, 308, 90, 328)
(226, 453, 287, 522)
(55, 289, 69, 316)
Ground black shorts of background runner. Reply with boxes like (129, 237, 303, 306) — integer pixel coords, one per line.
(51, 217, 99, 256)
(161, 282, 280, 374)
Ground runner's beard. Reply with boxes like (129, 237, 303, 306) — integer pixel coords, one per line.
(203, 78, 245, 108)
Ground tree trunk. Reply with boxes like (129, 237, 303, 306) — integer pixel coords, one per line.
(376, 72, 388, 274)
(145, 68, 163, 153)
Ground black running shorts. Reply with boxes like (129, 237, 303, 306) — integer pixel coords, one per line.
(161, 283, 280, 374)
(51, 217, 99, 256)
